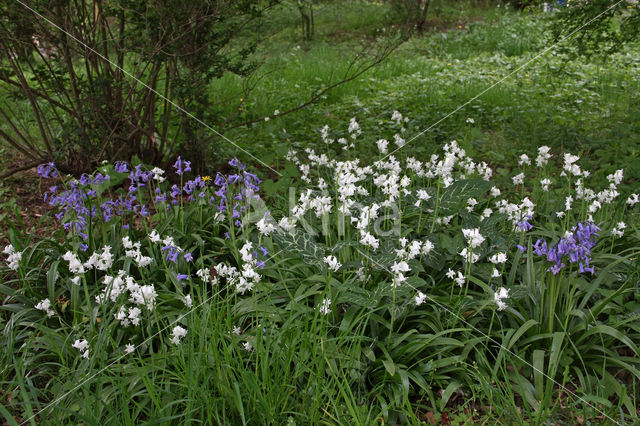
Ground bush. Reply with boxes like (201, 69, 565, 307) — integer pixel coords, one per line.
(0, 0, 276, 174)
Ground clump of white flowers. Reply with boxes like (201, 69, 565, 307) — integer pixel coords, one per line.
(611, 222, 626, 238)
(3, 244, 22, 271)
(84, 245, 114, 271)
(170, 326, 187, 345)
(72, 339, 90, 358)
(62, 251, 85, 274)
(35, 298, 55, 317)
(494, 287, 510, 311)
(462, 228, 485, 249)
(446, 269, 467, 287)
(122, 237, 153, 267)
(319, 297, 332, 315)
(323, 255, 342, 272)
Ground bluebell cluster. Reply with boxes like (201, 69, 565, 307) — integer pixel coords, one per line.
(533, 222, 600, 275)
(37, 157, 261, 245)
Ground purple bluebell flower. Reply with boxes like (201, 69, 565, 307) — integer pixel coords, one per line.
(259, 246, 268, 256)
(162, 246, 180, 263)
(170, 185, 181, 198)
(516, 215, 533, 232)
(114, 161, 129, 173)
(173, 156, 192, 175)
(80, 243, 88, 252)
(184, 252, 193, 262)
(37, 162, 59, 178)
(517, 244, 527, 253)
(177, 273, 189, 281)
(533, 222, 600, 275)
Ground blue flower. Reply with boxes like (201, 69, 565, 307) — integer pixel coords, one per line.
(173, 156, 192, 176)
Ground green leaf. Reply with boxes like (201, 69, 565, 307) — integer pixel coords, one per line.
(439, 381, 460, 411)
(437, 179, 493, 215)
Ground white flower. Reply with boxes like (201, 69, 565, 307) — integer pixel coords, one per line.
(256, 216, 276, 236)
(627, 194, 639, 206)
(196, 268, 211, 283)
(130, 284, 157, 311)
(348, 117, 361, 138)
(232, 326, 242, 335)
(466, 198, 478, 212)
(490, 187, 501, 197)
(128, 307, 142, 326)
(565, 196, 573, 211)
(518, 154, 531, 166)
(494, 287, 509, 311)
(35, 298, 55, 317)
(124, 344, 135, 354)
(391, 261, 410, 274)
(319, 297, 332, 315)
(360, 232, 379, 250)
(183, 294, 193, 308)
(512, 173, 525, 185)
(149, 229, 161, 242)
(462, 228, 485, 249)
(377, 139, 389, 154)
(607, 169, 624, 186)
(63, 251, 85, 274)
(459, 247, 480, 264)
(3, 244, 22, 271)
(536, 146, 552, 167)
(243, 341, 253, 351)
(150, 167, 166, 182)
(84, 246, 114, 271)
(489, 253, 507, 264)
(422, 240, 434, 255)
(415, 291, 427, 306)
(71, 276, 81, 285)
(323, 255, 342, 272)
(540, 178, 552, 191)
(393, 133, 405, 148)
(278, 217, 296, 232)
(465, 117, 475, 124)
(563, 153, 581, 176)
(492, 268, 501, 278)
(170, 326, 187, 345)
(72, 339, 90, 358)
(612, 222, 626, 238)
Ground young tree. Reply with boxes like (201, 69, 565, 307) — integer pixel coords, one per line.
(0, 0, 277, 174)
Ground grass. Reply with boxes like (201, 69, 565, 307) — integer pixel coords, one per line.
(209, 1, 639, 190)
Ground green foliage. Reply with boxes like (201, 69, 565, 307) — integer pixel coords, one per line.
(551, 0, 640, 58)
(0, 0, 276, 173)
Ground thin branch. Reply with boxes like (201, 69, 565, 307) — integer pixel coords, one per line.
(0, 160, 43, 180)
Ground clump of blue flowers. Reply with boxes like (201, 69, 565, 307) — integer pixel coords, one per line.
(533, 222, 600, 275)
